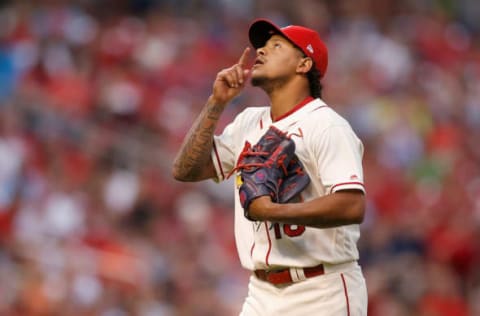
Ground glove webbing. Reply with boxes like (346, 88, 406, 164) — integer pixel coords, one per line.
(226, 142, 290, 179)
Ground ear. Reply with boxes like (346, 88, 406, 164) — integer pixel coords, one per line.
(296, 57, 313, 75)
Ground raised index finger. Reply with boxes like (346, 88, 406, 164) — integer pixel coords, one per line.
(238, 47, 251, 67)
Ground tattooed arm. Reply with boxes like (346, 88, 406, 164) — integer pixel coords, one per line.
(172, 97, 225, 181)
(172, 47, 252, 182)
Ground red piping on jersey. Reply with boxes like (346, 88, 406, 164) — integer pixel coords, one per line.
(250, 242, 255, 258)
(330, 182, 365, 194)
(264, 222, 272, 266)
(287, 121, 298, 128)
(312, 105, 328, 112)
(288, 127, 304, 138)
(259, 119, 263, 129)
(272, 96, 314, 122)
(341, 273, 351, 316)
(212, 141, 225, 179)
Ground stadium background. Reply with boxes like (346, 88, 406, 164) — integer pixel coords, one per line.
(0, 0, 479, 315)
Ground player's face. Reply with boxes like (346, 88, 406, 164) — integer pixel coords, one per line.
(251, 35, 306, 89)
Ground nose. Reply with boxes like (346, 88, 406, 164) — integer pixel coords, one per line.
(256, 47, 266, 55)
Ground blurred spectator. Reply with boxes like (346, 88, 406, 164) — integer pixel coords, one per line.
(0, 0, 479, 315)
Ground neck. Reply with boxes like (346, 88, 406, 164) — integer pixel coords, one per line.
(268, 81, 311, 121)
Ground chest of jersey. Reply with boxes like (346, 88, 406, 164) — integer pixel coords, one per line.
(234, 122, 322, 198)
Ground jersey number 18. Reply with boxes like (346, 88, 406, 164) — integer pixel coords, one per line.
(272, 223, 306, 239)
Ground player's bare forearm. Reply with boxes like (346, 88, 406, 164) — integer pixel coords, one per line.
(248, 190, 365, 228)
(172, 96, 226, 182)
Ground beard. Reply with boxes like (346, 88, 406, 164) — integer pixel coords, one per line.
(251, 75, 288, 95)
(251, 75, 268, 88)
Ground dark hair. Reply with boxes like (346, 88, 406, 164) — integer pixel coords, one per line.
(307, 63, 322, 98)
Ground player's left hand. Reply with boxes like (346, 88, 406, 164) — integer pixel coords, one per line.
(235, 127, 295, 217)
(234, 126, 310, 221)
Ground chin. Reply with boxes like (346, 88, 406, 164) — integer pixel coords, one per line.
(251, 75, 268, 87)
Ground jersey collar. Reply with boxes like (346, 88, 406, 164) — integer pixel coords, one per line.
(271, 96, 314, 122)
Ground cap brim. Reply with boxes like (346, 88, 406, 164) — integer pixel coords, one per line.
(248, 19, 284, 49)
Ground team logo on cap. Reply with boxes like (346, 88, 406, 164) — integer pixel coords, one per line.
(306, 44, 314, 54)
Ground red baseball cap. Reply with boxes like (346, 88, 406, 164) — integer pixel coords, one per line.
(248, 19, 328, 78)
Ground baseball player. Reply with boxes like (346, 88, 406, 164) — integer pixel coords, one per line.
(173, 18, 367, 316)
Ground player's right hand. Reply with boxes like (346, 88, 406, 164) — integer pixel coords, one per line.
(211, 47, 251, 106)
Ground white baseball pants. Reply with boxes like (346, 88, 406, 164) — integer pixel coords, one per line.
(239, 262, 367, 316)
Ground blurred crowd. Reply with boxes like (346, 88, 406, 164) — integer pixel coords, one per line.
(0, 0, 479, 315)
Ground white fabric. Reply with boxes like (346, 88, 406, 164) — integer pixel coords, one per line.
(240, 262, 368, 316)
(212, 98, 365, 270)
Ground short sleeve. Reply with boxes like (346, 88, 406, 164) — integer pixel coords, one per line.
(212, 120, 238, 182)
(312, 125, 365, 194)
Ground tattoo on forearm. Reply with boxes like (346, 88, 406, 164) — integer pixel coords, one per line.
(174, 102, 224, 179)
(207, 104, 223, 119)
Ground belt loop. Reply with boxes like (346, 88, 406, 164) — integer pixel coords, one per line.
(289, 267, 307, 283)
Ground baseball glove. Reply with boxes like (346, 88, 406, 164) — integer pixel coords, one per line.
(278, 154, 310, 203)
(232, 126, 309, 220)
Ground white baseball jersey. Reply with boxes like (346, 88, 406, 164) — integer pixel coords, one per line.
(212, 97, 365, 271)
